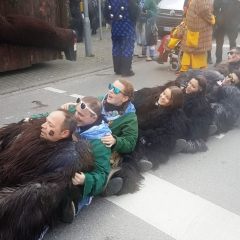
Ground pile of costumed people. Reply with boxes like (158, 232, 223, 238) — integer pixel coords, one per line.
(0, 66, 240, 239)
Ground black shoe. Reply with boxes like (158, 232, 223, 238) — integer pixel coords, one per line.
(153, 56, 164, 64)
(207, 57, 213, 64)
(139, 157, 152, 172)
(182, 139, 208, 153)
(173, 139, 187, 153)
(64, 30, 77, 61)
(209, 124, 217, 136)
(61, 200, 76, 223)
(103, 177, 123, 197)
(122, 70, 135, 77)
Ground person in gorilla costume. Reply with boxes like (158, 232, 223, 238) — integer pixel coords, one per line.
(180, 75, 214, 153)
(0, 110, 94, 240)
(132, 86, 187, 169)
(176, 69, 240, 133)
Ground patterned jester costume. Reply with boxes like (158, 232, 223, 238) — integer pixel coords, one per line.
(104, 0, 140, 76)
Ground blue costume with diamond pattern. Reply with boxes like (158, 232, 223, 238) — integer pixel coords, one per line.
(104, 0, 138, 75)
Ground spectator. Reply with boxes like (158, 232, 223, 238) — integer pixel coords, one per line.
(136, 0, 157, 61)
(213, 0, 240, 66)
(177, 0, 215, 75)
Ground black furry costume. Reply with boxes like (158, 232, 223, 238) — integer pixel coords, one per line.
(0, 119, 94, 240)
(215, 61, 240, 77)
(183, 91, 214, 141)
(88, 0, 100, 34)
(133, 87, 187, 168)
(209, 85, 240, 133)
(0, 14, 74, 49)
(69, 0, 84, 42)
(176, 69, 240, 133)
(175, 69, 225, 98)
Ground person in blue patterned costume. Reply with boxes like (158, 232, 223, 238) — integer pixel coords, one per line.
(103, 0, 140, 77)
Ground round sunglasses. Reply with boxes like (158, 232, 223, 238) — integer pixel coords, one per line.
(108, 83, 126, 95)
(228, 73, 235, 84)
(77, 99, 97, 116)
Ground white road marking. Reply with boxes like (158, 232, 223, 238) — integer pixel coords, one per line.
(107, 173, 240, 240)
(212, 43, 229, 48)
(214, 134, 225, 139)
(44, 87, 66, 93)
(69, 94, 85, 99)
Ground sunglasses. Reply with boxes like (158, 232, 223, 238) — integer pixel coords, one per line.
(77, 99, 97, 116)
(227, 51, 240, 55)
(108, 83, 126, 95)
(228, 73, 235, 84)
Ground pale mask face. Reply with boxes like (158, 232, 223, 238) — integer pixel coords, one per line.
(186, 78, 199, 94)
(107, 80, 129, 106)
(158, 88, 172, 106)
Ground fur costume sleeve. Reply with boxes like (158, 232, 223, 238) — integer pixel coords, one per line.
(211, 85, 240, 133)
(0, 119, 95, 240)
(138, 108, 187, 155)
(183, 92, 214, 141)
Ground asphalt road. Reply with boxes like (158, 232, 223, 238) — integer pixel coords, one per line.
(0, 41, 240, 240)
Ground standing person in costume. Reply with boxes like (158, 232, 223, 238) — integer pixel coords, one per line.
(136, 0, 157, 61)
(213, 0, 240, 66)
(103, 0, 140, 77)
(69, 0, 84, 42)
(178, 0, 215, 75)
(0, 110, 95, 240)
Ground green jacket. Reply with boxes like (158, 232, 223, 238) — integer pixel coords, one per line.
(29, 109, 111, 200)
(109, 112, 138, 153)
(143, 0, 157, 20)
(97, 98, 138, 154)
(82, 138, 110, 200)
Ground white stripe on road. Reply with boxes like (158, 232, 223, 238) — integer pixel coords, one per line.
(44, 87, 66, 93)
(107, 173, 240, 240)
(212, 43, 229, 48)
(214, 134, 225, 139)
(69, 94, 85, 99)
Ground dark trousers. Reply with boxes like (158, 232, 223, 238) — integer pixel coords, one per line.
(215, 27, 238, 63)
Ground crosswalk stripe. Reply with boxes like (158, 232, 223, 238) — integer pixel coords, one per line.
(44, 87, 66, 93)
(69, 94, 85, 99)
(107, 173, 240, 240)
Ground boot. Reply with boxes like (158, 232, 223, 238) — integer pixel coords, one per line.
(138, 156, 152, 172)
(182, 139, 208, 153)
(102, 177, 123, 197)
(113, 56, 122, 74)
(121, 56, 135, 77)
(64, 30, 77, 61)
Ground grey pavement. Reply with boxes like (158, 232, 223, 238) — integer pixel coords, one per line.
(0, 29, 143, 95)
(0, 29, 235, 96)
